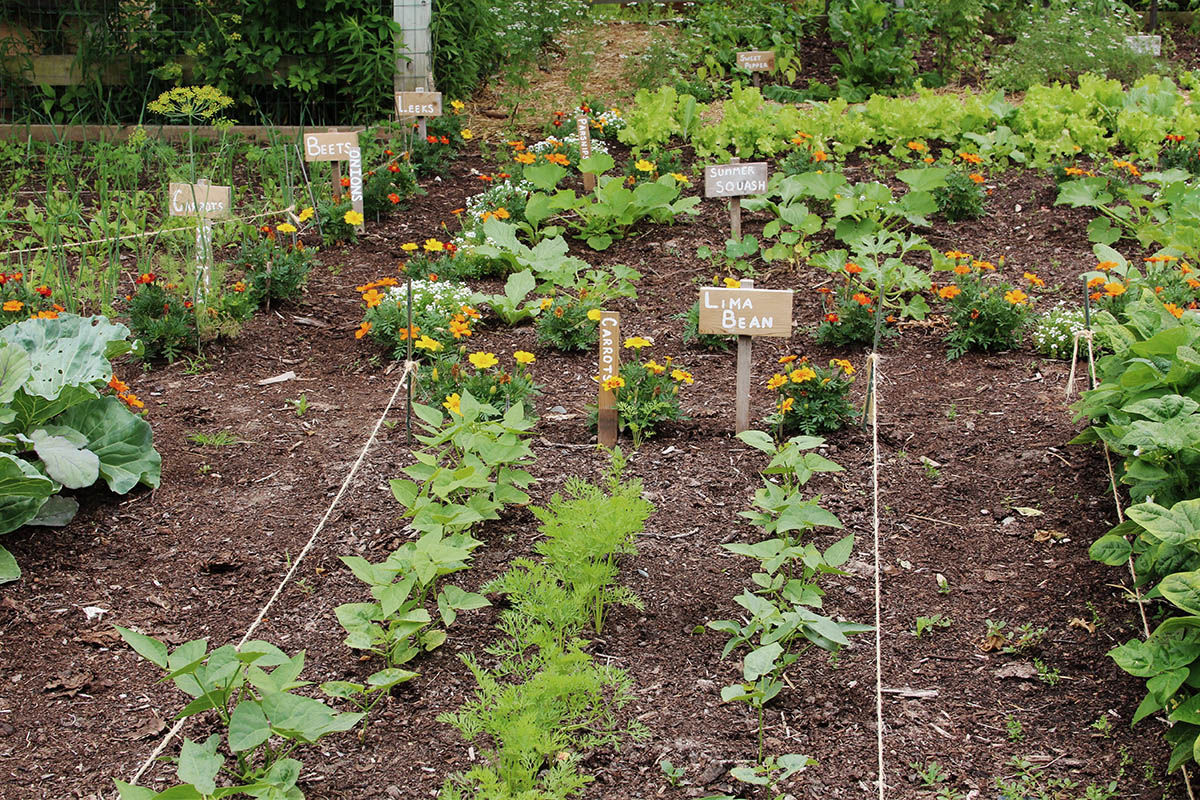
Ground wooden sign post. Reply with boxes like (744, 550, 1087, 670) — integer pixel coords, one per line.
(303, 131, 364, 231)
(736, 50, 775, 87)
(576, 116, 596, 193)
(168, 179, 231, 299)
(698, 281, 794, 433)
(597, 311, 620, 447)
(396, 89, 443, 141)
(705, 158, 768, 241)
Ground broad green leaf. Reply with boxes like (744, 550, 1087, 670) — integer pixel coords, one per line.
(367, 668, 418, 690)
(579, 153, 615, 176)
(729, 766, 769, 785)
(177, 736, 222, 796)
(1089, 534, 1133, 565)
(503, 270, 536, 306)
(1055, 178, 1113, 209)
(1171, 692, 1200, 725)
(112, 781, 156, 800)
(29, 429, 99, 489)
(0, 314, 130, 400)
(823, 534, 855, 567)
(0, 452, 54, 536)
(743, 641, 783, 681)
(896, 167, 949, 193)
(0, 344, 30, 404)
(320, 681, 365, 699)
(1127, 500, 1200, 547)
(228, 700, 271, 752)
(1160, 571, 1200, 615)
(115, 626, 169, 668)
(523, 163, 567, 193)
(0, 545, 18, 584)
(735, 429, 776, 454)
(56, 396, 161, 493)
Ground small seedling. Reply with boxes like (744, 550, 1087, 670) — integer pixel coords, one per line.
(289, 393, 310, 417)
(936, 573, 951, 594)
(1005, 714, 1025, 742)
(911, 759, 949, 788)
(660, 759, 686, 786)
(913, 614, 952, 638)
(1033, 658, 1061, 686)
(945, 403, 957, 420)
(186, 430, 239, 447)
(1002, 623, 1047, 655)
(1090, 715, 1114, 738)
(923, 461, 941, 481)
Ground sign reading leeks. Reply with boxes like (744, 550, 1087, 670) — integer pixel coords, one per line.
(597, 312, 620, 448)
(395, 91, 443, 118)
(303, 131, 364, 230)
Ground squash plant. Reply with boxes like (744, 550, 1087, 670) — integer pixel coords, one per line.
(0, 314, 160, 583)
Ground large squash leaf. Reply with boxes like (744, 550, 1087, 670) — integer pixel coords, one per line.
(0, 452, 55, 536)
(0, 344, 30, 404)
(56, 397, 161, 493)
(0, 314, 130, 400)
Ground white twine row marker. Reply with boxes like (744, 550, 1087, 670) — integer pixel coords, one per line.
(866, 352, 886, 800)
(122, 360, 417, 790)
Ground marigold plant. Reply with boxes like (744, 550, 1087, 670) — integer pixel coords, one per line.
(595, 338, 692, 448)
(419, 348, 539, 418)
(359, 279, 477, 357)
(535, 294, 601, 352)
(764, 356, 855, 437)
(936, 251, 1037, 359)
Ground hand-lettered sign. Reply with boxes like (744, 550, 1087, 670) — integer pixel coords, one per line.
(598, 312, 620, 447)
(698, 287, 793, 337)
(704, 162, 768, 198)
(736, 51, 775, 72)
(395, 91, 443, 118)
(168, 182, 231, 218)
(302, 131, 364, 228)
(576, 116, 596, 192)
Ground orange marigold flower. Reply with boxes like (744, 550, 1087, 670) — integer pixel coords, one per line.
(362, 289, 384, 308)
(906, 141, 926, 152)
(959, 152, 983, 165)
(766, 373, 788, 390)
(515, 152, 536, 164)
(852, 292, 872, 306)
(1023, 271, 1045, 288)
(1004, 289, 1028, 305)
(1187, 278, 1200, 290)
(3, 300, 23, 312)
(844, 262, 863, 274)
(1104, 282, 1127, 297)
(1165, 303, 1185, 318)
(355, 321, 372, 339)
(973, 260, 995, 271)
(938, 285, 962, 300)
(945, 250, 972, 260)
(812, 150, 828, 162)
(34, 285, 51, 297)
(340, 177, 351, 188)
(779, 354, 798, 364)
(545, 153, 570, 166)
(968, 173, 985, 184)
(108, 375, 130, 393)
(953, 264, 971, 276)
(118, 391, 144, 409)
(1096, 260, 1119, 271)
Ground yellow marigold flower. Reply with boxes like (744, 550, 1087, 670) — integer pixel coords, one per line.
(415, 335, 442, 351)
(450, 99, 465, 112)
(1004, 288, 1028, 305)
(790, 367, 816, 383)
(973, 260, 995, 271)
(461, 128, 474, 140)
(449, 318, 473, 338)
(298, 207, 314, 222)
(907, 140, 927, 152)
(515, 152, 536, 164)
(634, 159, 655, 173)
(1024, 271, 1045, 288)
(469, 351, 498, 369)
(493, 207, 510, 220)
(424, 238, 444, 252)
(938, 285, 961, 300)
(586, 308, 603, 321)
(723, 277, 741, 288)
(514, 350, 535, 364)
(355, 321, 371, 339)
(779, 397, 795, 413)
(361, 289, 384, 308)
(644, 360, 666, 375)
(277, 222, 297, 234)
(670, 368, 693, 384)
(623, 336, 652, 350)
(1165, 302, 1185, 318)
(4, 300, 24, 312)
(670, 172, 690, 184)
(601, 376, 625, 391)
(401, 242, 418, 252)
(1104, 282, 1127, 297)
(833, 358, 854, 375)
(540, 298, 554, 311)
(766, 373, 788, 390)
(779, 355, 798, 364)
(443, 393, 462, 415)
(1096, 260, 1118, 270)
(945, 250, 972, 260)
(344, 210, 364, 226)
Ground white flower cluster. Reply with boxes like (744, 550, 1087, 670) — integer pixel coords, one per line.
(386, 279, 473, 314)
(464, 178, 534, 222)
(596, 109, 626, 134)
(1031, 300, 1090, 360)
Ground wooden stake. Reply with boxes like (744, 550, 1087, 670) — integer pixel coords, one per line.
(598, 312, 620, 447)
(332, 160, 342, 202)
(577, 116, 596, 192)
(735, 278, 753, 433)
(416, 87, 428, 141)
(406, 276, 414, 445)
(730, 156, 742, 241)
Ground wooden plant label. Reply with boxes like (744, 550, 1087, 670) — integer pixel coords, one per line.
(302, 131, 360, 162)
(395, 91, 443, 118)
(576, 116, 596, 192)
(698, 287, 793, 337)
(597, 311, 620, 448)
(704, 162, 768, 198)
(736, 50, 775, 72)
(302, 131, 364, 230)
(168, 182, 231, 219)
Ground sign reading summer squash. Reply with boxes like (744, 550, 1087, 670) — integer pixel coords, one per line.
(698, 287, 793, 337)
(704, 162, 768, 198)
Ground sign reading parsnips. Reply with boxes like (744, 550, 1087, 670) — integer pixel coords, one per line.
(698, 287, 793, 337)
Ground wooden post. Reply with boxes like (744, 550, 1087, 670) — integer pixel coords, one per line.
(394, 0, 434, 93)
(416, 87, 427, 141)
(577, 116, 596, 193)
(730, 156, 741, 241)
(598, 312, 620, 447)
(735, 279, 753, 433)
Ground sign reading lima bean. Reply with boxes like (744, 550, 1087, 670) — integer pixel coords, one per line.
(736, 50, 775, 72)
(395, 91, 443, 118)
(704, 162, 769, 198)
(697, 287, 793, 337)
